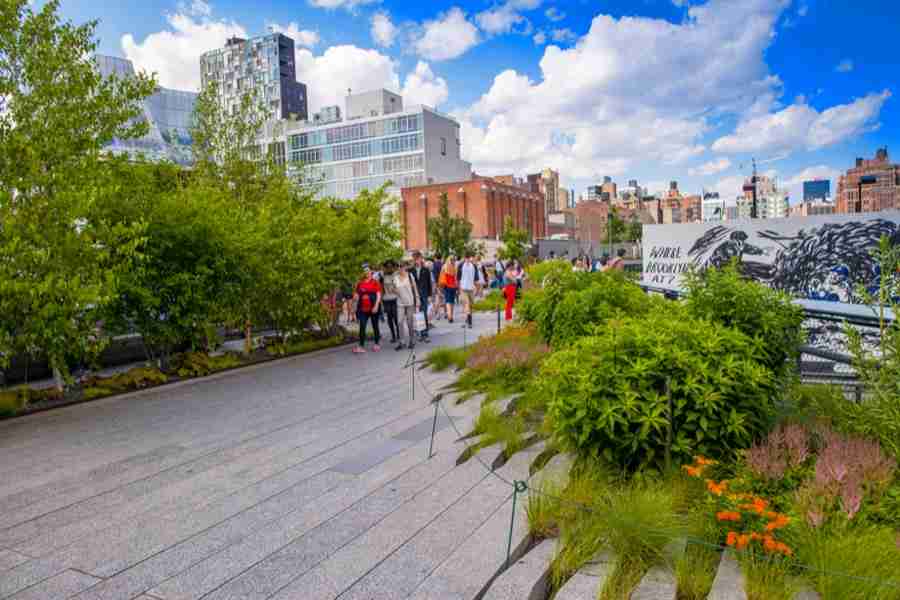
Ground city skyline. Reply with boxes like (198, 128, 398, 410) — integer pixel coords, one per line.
(47, 0, 899, 204)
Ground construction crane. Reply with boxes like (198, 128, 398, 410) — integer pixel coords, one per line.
(739, 156, 783, 219)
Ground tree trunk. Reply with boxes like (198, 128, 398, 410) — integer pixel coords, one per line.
(244, 319, 253, 355)
(50, 356, 66, 393)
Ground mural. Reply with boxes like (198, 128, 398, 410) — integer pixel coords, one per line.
(642, 212, 900, 304)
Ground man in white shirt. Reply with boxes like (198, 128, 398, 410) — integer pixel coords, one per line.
(458, 252, 483, 329)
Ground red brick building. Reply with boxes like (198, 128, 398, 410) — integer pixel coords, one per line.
(836, 148, 900, 214)
(400, 175, 545, 252)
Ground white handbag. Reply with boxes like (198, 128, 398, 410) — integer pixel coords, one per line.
(414, 310, 427, 333)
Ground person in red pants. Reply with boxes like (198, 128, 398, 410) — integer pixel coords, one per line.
(502, 262, 518, 321)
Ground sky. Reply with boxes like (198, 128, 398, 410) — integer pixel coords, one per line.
(48, 0, 899, 204)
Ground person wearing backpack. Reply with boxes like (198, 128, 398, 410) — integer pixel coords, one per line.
(438, 258, 459, 323)
(353, 265, 382, 353)
(391, 261, 421, 350)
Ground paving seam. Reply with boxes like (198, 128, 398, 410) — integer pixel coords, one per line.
(0, 403, 439, 597)
(147, 432, 468, 598)
(399, 490, 513, 600)
(61, 413, 471, 599)
(188, 427, 478, 600)
(38, 398, 438, 567)
(3, 377, 418, 549)
(0, 367, 391, 496)
(323, 476, 510, 600)
(0, 371, 415, 533)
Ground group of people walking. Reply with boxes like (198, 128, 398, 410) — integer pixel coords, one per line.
(347, 251, 509, 353)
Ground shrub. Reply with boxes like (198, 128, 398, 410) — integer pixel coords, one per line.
(173, 352, 241, 378)
(83, 366, 169, 393)
(790, 383, 900, 461)
(472, 289, 503, 312)
(525, 259, 574, 289)
(465, 324, 548, 377)
(548, 273, 653, 347)
(543, 310, 777, 471)
(0, 389, 27, 417)
(684, 262, 804, 376)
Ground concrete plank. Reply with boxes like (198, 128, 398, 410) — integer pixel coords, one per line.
(7, 569, 99, 600)
(329, 439, 412, 475)
(0, 550, 30, 572)
(392, 415, 456, 443)
(707, 550, 747, 600)
(482, 539, 557, 600)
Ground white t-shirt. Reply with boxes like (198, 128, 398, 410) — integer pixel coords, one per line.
(459, 261, 480, 291)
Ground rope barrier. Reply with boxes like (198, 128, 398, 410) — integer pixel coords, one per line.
(408, 337, 900, 591)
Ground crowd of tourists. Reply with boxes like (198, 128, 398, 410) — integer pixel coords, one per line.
(344, 252, 526, 353)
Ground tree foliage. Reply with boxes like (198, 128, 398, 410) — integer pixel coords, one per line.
(498, 216, 529, 262)
(0, 0, 155, 386)
(427, 193, 473, 257)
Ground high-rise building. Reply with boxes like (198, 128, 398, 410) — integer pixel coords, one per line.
(200, 33, 308, 121)
(702, 192, 725, 222)
(585, 185, 603, 202)
(835, 148, 900, 213)
(790, 200, 835, 217)
(96, 55, 197, 165)
(257, 89, 471, 201)
(526, 168, 560, 217)
(737, 175, 788, 219)
(803, 179, 831, 201)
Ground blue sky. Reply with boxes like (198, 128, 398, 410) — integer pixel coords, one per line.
(52, 0, 899, 203)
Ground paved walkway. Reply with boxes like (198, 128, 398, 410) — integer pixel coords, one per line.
(0, 314, 521, 600)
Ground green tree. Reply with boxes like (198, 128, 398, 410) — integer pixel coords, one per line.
(0, 0, 155, 388)
(427, 193, 473, 257)
(498, 216, 529, 262)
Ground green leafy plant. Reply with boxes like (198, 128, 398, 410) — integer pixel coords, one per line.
(498, 216, 530, 263)
(684, 261, 805, 377)
(0, 389, 28, 417)
(471, 290, 503, 312)
(426, 193, 474, 258)
(543, 310, 777, 471)
(423, 347, 471, 372)
(547, 272, 653, 347)
(81, 366, 169, 397)
(173, 352, 242, 378)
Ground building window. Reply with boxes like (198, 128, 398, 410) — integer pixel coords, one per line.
(441, 137, 447, 156)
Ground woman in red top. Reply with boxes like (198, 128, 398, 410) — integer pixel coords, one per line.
(353, 265, 382, 353)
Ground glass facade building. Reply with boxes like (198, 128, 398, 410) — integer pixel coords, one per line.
(803, 179, 831, 201)
(200, 33, 308, 121)
(96, 55, 197, 165)
(262, 90, 471, 200)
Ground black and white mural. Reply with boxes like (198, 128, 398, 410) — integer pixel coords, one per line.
(642, 212, 900, 304)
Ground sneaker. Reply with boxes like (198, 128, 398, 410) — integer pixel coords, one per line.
(395, 343, 405, 351)
(352, 346, 366, 354)
(372, 344, 381, 352)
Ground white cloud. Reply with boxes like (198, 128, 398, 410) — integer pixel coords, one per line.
(711, 174, 747, 201)
(308, 0, 379, 11)
(122, 11, 247, 91)
(550, 28, 577, 43)
(456, 0, 791, 182)
(688, 157, 732, 177)
(545, 7, 565, 22)
(533, 31, 547, 45)
(797, 3, 808, 16)
(835, 59, 854, 73)
(414, 7, 480, 61)
(476, 5, 526, 35)
(370, 12, 397, 47)
(712, 90, 891, 154)
(181, 0, 212, 17)
(267, 21, 320, 48)
(295, 45, 400, 112)
(401, 61, 449, 108)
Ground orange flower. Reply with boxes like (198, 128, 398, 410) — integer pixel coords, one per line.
(726, 531, 738, 547)
(695, 456, 717, 466)
(682, 465, 701, 477)
(735, 534, 751, 550)
(717, 511, 742, 522)
(765, 515, 790, 531)
(706, 480, 728, 496)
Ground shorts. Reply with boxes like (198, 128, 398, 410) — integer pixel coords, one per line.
(461, 289, 475, 308)
(443, 287, 458, 304)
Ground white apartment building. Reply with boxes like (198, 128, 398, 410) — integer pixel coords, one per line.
(260, 89, 471, 200)
(702, 192, 726, 222)
(737, 175, 789, 219)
